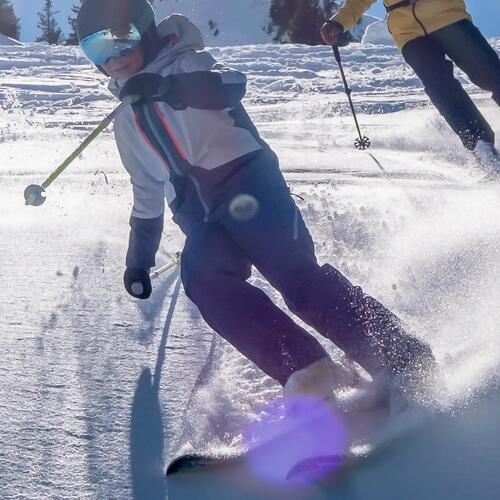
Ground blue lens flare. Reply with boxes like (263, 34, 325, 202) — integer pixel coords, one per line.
(80, 24, 142, 65)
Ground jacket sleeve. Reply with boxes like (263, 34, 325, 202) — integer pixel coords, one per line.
(167, 50, 247, 110)
(330, 0, 377, 31)
(126, 214, 164, 268)
(125, 178, 166, 268)
(114, 129, 166, 268)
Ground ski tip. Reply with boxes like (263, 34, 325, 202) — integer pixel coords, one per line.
(286, 454, 345, 481)
(166, 452, 240, 476)
(167, 454, 204, 476)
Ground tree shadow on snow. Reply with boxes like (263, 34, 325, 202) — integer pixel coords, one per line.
(130, 276, 182, 500)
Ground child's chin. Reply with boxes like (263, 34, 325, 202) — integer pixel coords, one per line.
(110, 69, 136, 79)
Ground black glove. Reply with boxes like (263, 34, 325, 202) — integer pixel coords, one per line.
(320, 19, 352, 47)
(123, 267, 152, 299)
(119, 73, 186, 109)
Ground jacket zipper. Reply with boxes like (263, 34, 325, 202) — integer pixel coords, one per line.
(411, 2, 428, 36)
(384, 1, 428, 36)
(188, 175, 210, 222)
(142, 105, 183, 177)
(143, 104, 210, 222)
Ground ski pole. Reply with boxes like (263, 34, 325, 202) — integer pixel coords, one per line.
(332, 45, 371, 151)
(130, 252, 181, 297)
(24, 102, 127, 207)
(150, 252, 181, 280)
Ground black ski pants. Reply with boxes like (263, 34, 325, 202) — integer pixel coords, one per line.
(402, 19, 500, 150)
(177, 150, 432, 386)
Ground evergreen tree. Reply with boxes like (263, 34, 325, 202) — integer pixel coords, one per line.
(270, 0, 298, 42)
(36, 0, 62, 45)
(289, 0, 324, 45)
(323, 0, 341, 17)
(65, 2, 81, 46)
(0, 0, 20, 40)
(271, 0, 341, 45)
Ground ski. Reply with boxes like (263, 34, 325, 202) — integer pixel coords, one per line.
(166, 452, 242, 475)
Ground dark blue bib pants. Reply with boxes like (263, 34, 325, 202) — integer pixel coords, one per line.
(402, 20, 500, 150)
(176, 150, 432, 386)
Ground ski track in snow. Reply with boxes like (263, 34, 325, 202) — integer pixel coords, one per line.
(0, 40, 499, 498)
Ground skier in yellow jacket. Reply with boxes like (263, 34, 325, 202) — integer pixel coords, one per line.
(321, 0, 500, 170)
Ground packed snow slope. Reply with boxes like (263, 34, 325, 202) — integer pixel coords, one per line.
(0, 38, 499, 499)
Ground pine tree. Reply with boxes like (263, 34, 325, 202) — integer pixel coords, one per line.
(270, 0, 343, 45)
(0, 0, 20, 40)
(270, 0, 298, 42)
(36, 0, 62, 45)
(323, 0, 341, 17)
(289, 0, 324, 45)
(65, 2, 81, 46)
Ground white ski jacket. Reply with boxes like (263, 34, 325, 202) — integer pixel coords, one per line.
(110, 14, 266, 221)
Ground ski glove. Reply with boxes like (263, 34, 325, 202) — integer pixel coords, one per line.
(119, 73, 186, 110)
(124, 267, 152, 300)
(320, 20, 351, 47)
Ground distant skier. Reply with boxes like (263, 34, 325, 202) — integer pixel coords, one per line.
(77, 0, 434, 411)
(321, 0, 500, 171)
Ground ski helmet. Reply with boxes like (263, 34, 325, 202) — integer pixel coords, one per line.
(77, 0, 159, 67)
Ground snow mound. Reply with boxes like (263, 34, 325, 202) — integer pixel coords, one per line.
(362, 20, 395, 46)
(351, 15, 380, 42)
(0, 34, 23, 46)
(155, 0, 273, 46)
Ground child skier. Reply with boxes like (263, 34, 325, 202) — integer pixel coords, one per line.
(77, 0, 434, 410)
(321, 0, 500, 171)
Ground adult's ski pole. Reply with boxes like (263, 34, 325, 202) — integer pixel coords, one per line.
(332, 45, 371, 151)
(24, 102, 126, 207)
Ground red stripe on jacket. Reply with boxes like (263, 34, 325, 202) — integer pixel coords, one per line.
(154, 103, 188, 160)
(133, 112, 171, 172)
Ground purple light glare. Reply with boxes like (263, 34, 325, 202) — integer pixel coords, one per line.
(243, 395, 348, 486)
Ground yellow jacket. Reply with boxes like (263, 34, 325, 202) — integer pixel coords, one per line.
(330, 0, 471, 50)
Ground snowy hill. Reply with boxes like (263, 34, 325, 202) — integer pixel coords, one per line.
(155, 0, 274, 45)
(362, 20, 395, 46)
(0, 37, 499, 499)
(0, 33, 23, 46)
(351, 13, 381, 43)
(154, 0, 379, 45)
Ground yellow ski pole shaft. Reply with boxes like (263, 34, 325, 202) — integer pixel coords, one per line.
(24, 102, 126, 206)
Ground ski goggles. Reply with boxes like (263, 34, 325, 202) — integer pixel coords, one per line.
(80, 23, 142, 65)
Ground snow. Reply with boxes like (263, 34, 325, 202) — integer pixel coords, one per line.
(350, 14, 380, 42)
(1, 37, 499, 498)
(362, 20, 395, 46)
(155, 0, 274, 45)
(168, 388, 500, 499)
(154, 1, 378, 45)
(0, 33, 23, 46)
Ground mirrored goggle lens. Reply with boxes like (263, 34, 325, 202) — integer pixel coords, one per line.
(80, 23, 142, 65)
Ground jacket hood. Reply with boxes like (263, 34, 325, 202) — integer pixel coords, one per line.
(108, 14, 205, 96)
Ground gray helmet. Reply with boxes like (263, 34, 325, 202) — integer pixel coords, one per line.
(77, 0, 155, 41)
(77, 0, 159, 69)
